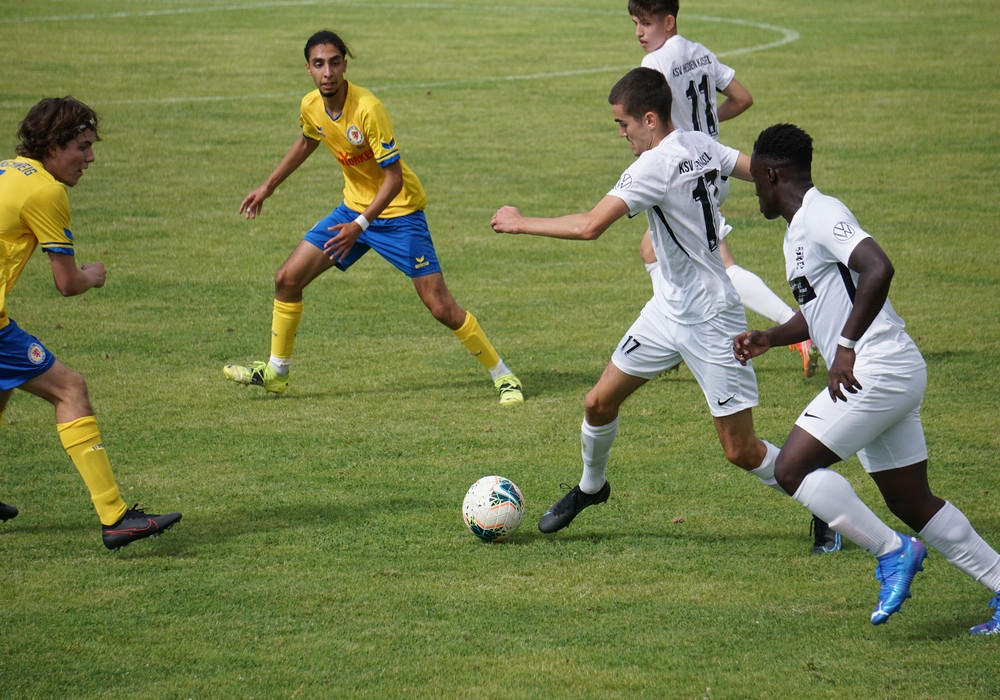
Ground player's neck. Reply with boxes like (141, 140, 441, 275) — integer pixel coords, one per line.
(781, 181, 814, 223)
(322, 81, 349, 117)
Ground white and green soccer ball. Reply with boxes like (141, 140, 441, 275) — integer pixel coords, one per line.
(462, 475, 525, 542)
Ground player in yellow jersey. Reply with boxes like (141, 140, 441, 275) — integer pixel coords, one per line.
(0, 97, 181, 550)
(224, 30, 523, 405)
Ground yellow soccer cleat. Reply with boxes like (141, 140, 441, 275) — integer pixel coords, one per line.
(493, 372, 524, 406)
(223, 360, 289, 395)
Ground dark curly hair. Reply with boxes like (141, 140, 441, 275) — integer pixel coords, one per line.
(16, 96, 100, 161)
(752, 123, 813, 172)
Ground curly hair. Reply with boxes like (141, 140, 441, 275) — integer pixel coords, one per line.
(16, 96, 99, 161)
(752, 123, 813, 172)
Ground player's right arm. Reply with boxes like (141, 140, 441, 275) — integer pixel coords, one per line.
(239, 136, 320, 219)
(48, 253, 106, 297)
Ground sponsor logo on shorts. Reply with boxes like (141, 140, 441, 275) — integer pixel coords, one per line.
(27, 343, 46, 365)
(716, 395, 735, 406)
(414, 256, 430, 270)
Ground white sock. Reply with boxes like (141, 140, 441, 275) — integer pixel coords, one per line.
(489, 360, 511, 381)
(750, 441, 787, 494)
(727, 265, 794, 324)
(920, 501, 1000, 592)
(793, 468, 901, 557)
(580, 417, 618, 494)
(269, 355, 290, 376)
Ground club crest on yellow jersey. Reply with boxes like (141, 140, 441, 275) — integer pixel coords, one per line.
(345, 125, 364, 146)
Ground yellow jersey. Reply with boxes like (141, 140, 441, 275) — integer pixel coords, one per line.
(0, 157, 74, 329)
(299, 83, 427, 217)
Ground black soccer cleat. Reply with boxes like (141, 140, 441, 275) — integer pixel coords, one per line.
(810, 514, 842, 554)
(102, 505, 182, 550)
(0, 502, 18, 523)
(538, 481, 611, 534)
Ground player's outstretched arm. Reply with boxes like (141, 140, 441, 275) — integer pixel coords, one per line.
(491, 196, 629, 241)
(239, 136, 320, 219)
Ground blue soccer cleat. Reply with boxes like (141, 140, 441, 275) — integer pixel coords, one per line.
(969, 593, 1000, 635)
(871, 534, 927, 625)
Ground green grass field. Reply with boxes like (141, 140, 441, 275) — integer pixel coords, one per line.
(2, 1, 999, 697)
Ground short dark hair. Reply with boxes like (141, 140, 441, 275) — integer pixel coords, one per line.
(752, 123, 813, 172)
(16, 97, 99, 161)
(608, 67, 673, 124)
(304, 30, 353, 62)
(627, 0, 679, 19)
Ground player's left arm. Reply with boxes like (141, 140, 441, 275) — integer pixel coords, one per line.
(826, 237, 894, 401)
(491, 195, 630, 240)
(716, 77, 753, 123)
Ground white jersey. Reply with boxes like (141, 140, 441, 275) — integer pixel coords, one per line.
(641, 34, 735, 138)
(785, 188, 925, 372)
(609, 130, 741, 324)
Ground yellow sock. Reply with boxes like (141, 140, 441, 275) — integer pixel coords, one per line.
(453, 311, 501, 370)
(271, 299, 303, 360)
(57, 416, 127, 526)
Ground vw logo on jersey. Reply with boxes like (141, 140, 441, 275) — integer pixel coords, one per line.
(27, 343, 47, 365)
(833, 221, 857, 242)
(345, 125, 364, 146)
(615, 173, 633, 191)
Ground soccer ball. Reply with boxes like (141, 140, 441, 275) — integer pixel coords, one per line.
(462, 475, 525, 542)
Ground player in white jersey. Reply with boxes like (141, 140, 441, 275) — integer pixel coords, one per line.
(492, 67, 786, 535)
(630, 0, 821, 382)
(735, 123, 1000, 634)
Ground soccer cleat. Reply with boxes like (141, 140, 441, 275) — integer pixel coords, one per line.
(102, 505, 182, 551)
(810, 515, 842, 554)
(538, 481, 611, 534)
(223, 360, 289, 395)
(0, 502, 18, 522)
(494, 372, 523, 406)
(871, 534, 927, 625)
(789, 339, 820, 378)
(969, 593, 1000, 635)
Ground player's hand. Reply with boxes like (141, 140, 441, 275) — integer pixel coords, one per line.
(324, 222, 362, 261)
(733, 330, 770, 365)
(239, 185, 271, 220)
(491, 206, 522, 234)
(81, 262, 107, 289)
(827, 345, 862, 402)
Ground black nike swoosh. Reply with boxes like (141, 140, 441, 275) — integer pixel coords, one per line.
(803, 411, 823, 420)
(717, 396, 735, 406)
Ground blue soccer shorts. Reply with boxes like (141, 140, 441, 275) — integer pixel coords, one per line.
(303, 203, 442, 278)
(0, 319, 57, 391)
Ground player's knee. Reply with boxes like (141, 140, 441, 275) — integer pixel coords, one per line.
(773, 457, 806, 495)
(583, 390, 616, 424)
(273, 266, 304, 297)
(56, 369, 92, 412)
